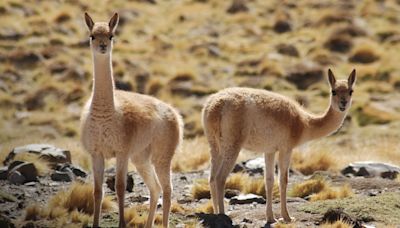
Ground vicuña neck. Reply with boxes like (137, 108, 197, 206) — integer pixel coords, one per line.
(303, 104, 346, 142)
(91, 52, 115, 111)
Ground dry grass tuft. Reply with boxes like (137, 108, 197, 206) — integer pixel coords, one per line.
(170, 202, 187, 214)
(13, 153, 51, 176)
(47, 206, 67, 220)
(244, 177, 280, 199)
(310, 184, 353, 202)
(274, 223, 297, 228)
(349, 43, 381, 64)
(69, 209, 91, 225)
(124, 205, 163, 227)
(195, 200, 214, 214)
(320, 219, 353, 228)
(290, 178, 327, 198)
(49, 182, 114, 215)
(24, 204, 45, 221)
(172, 137, 210, 172)
(292, 150, 337, 175)
(225, 172, 249, 191)
(191, 179, 211, 200)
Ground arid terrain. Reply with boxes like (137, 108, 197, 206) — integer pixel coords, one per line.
(1, 0, 400, 227)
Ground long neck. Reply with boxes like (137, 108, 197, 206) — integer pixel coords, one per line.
(302, 104, 347, 142)
(91, 52, 115, 111)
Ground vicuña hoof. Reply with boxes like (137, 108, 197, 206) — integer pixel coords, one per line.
(278, 216, 295, 223)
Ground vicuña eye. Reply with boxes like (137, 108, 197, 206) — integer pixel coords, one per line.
(349, 90, 353, 96)
(109, 35, 113, 40)
(90, 35, 95, 40)
(332, 90, 337, 96)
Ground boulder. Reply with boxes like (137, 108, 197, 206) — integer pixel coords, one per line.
(8, 162, 38, 183)
(4, 144, 71, 168)
(51, 170, 73, 182)
(341, 162, 400, 179)
(195, 213, 236, 228)
(106, 173, 134, 192)
(229, 194, 266, 205)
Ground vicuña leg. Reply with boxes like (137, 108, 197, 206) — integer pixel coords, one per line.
(92, 154, 105, 228)
(154, 161, 172, 228)
(264, 152, 277, 223)
(278, 150, 293, 222)
(214, 145, 241, 214)
(116, 155, 128, 228)
(133, 156, 161, 228)
(208, 142, 222, 213)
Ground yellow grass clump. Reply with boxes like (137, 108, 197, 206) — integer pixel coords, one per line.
(290, 178, 327, 198)
(309, 184, 353, 202)
(49, 182, 114, 215)
(24, 204, 47, 221)
(124, 205, 163, 227)
(13, 153, 51, 176)
(195, 200, 214, 214)
(191, 178, 210, 200)
(320, 219, 353, 228)
(170, 202, 187, 214)
(292, 150, 337, 175)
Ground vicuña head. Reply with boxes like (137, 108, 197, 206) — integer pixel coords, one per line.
(84, 12, 118, 55)
(328, 68, 356, 113)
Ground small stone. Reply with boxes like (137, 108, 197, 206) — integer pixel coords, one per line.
(229, 194, 266, 205)
(226, 0, 248, 14)
(7, 171, 26, 185)
(276, 44, 299, 57)
(0, 167, 8, 180)
(51, 170, 73, 182)
(273, 20, 291, 33)
(8, 162, 38, 182)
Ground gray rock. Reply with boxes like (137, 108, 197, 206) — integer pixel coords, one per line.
(106, 173, 134, 192)
(51, 170, 73, 182)
(8, 161, 25, 171)
(229, 194, 266, 205)
(7, 170, 26, 185)
(56, 163, 87, 178)
(0, 167, 8, 180)
(195, 213, 235, 228)
(225, 189, 240, 199)
(341, 161, 400, 179)
(4, 144, 71, 168)
(8, 162, 38, 182)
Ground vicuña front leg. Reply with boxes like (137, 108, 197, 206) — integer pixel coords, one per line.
(264, 152, 277, 223)
(116, 155, 128, 228)
(92, 154, 105, 228)
(278, 150, 294, 223)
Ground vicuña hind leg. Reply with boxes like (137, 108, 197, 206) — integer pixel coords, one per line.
(278, 150, 294, 223)
(132, 154, 161, 228)
(208, 142, 222, 214)
(116, 155, 128, 228)
(154, 161, 172, 228)
(264, 152, 277, 223)
(214, 145, 241, 214)
(91, 154, 104, 228)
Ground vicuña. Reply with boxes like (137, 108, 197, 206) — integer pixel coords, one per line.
(80, 13, 183, 228)
(202, 69, 356, 223)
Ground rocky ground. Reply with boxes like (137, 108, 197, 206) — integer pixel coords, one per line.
(1, 144, 400, 227)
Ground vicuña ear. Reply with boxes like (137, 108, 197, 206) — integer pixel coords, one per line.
(327, 69, 336, 87)
(84, 12, 94, 31)
(109, 13, 119, 34)
(348, 69, 356, 88)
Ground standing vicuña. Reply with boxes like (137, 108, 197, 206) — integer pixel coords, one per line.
(202, 69, 356, 223)
(80, 13, 183, 228)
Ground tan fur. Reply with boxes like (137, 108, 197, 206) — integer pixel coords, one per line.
(202, 69, 356, 223)
(80, 13, 183, 228)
